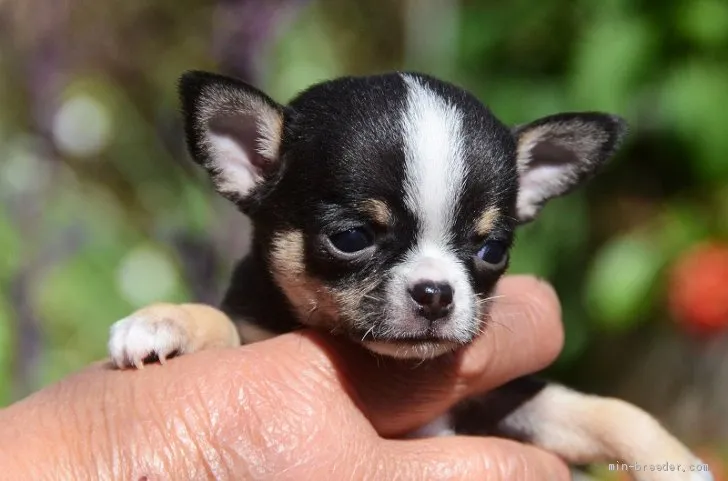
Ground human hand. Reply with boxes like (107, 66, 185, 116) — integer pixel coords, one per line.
(0, 275, 567, 480)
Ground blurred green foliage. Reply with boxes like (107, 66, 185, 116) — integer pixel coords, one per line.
(0, 0, 726, 432)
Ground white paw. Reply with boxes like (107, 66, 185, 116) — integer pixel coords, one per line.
(108, 313, 188, 369)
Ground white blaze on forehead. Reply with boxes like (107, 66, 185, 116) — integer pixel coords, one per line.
(400, 74, 467, 245)
(387, 75, 476, 342)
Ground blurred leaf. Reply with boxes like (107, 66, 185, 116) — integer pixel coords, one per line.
(34, 248, 132, 356)
(0, 135, 53, 198)
(477, 79, 567, 124)
(585, 234, 666, 331)
(168, 181, 214, 235)
(0, 208, 21, 281)
(37, 347, 90, 389)
(553, 294, 591, 367)
(39, 171, 144, 254)
(266, 5, 344, 102)
(62, 75, 182, 189)
(677, 0, 728, 48)
(660, 62, 728, 179)
(570, 16, 656, 112)
(716, 187, 728, 237)
(457, 5, 509, 68)
(657, 202, 711, 259)
(588, 0, 636, 19)
(510, 195, 589, 277)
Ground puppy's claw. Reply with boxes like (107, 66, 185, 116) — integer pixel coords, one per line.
(108, 308, 190, 370)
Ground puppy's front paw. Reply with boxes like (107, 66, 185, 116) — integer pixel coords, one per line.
(108, 304, 192, 369)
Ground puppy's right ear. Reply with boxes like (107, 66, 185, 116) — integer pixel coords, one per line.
(179, 71, 284, 203)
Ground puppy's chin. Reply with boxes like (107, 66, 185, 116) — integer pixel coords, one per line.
(363, 340, 460, 360)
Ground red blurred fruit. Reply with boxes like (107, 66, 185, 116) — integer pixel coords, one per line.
(668, 242, 728, 336)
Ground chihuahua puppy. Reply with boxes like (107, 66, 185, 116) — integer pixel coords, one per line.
(108, 71, 711, 481)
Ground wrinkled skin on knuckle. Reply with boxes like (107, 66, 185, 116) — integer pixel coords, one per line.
(482, 440, 570, 481)
(197, 348, 365, 479)
(490, 445, 539, 481)
(102, 344, 364, 480)
(99, 372, 221, 479)
(377, 438, 568, 481)
(379, 441, 477, 481)
(66, 374, 137, 479)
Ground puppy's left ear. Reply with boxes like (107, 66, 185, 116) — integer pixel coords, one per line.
(178, 70, 285, 204)
(513, 112, 628, 223)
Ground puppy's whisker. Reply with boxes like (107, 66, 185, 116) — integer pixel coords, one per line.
(412, 355, 429, 369)
(475, 294, 507, 306)
(361, 325, 376, 342)
(479, 294, 507, 301)
(304, 301, 322, 328)
(362, 294, 385, 303)
(481, 315, 514, 334)
(477, 298, 525, 309)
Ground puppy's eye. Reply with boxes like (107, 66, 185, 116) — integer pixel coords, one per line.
(328, 227, 374, 254)
(476, 240, 508, 268)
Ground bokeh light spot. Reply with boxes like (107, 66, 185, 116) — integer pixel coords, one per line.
(52, 94, 112, 158)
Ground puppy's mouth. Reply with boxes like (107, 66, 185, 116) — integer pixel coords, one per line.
(348, 329, 462, 359)
(363, 339, 461, 359)
(344, 321, 469, 359)
(385, 335, 451, 344)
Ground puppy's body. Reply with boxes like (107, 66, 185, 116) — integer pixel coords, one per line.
(108, 72, 712, 480)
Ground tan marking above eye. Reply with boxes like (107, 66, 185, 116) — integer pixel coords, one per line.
(359, 199, 393, 226)
(475, 206, 500, 237)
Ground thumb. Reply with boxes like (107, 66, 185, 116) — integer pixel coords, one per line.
(374, 436, 570, 481)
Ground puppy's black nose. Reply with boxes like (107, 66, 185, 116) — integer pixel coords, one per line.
(408, 281, 454, 321)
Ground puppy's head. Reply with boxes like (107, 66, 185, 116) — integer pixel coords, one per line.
(179, 71, 627, 359)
